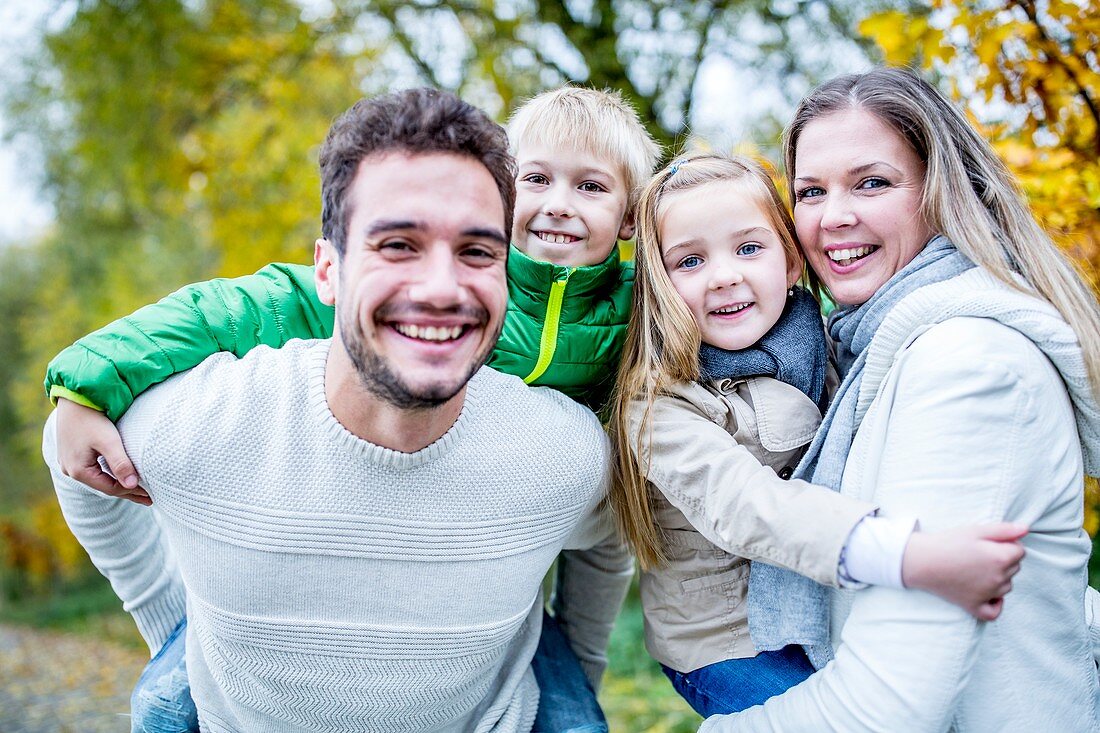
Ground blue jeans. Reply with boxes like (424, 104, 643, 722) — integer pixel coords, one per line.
(530, 612, 607, 733)
(661, 645, 815, 717)
(130, 612, 605, 733)
(130, 617, 198, 733)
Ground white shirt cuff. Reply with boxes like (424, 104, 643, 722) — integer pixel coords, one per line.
(837, 514, 918, 589)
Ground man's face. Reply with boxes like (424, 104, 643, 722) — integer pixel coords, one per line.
(316, 151, 508, 409)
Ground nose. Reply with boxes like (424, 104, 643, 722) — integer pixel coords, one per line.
(542, 182, 575, 218)
(819, 192, 856, 230)
(406, 245, 467, 308)
(708, 256, 743, 290)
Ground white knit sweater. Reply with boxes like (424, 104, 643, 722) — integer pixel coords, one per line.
(46, 339, 628, 733)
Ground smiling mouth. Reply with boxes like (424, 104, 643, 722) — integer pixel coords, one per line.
(827, 245, 877, 267)
(391, 323, 471, 342)
(534, 231, 581, 245)
(711, 302, 754, 316)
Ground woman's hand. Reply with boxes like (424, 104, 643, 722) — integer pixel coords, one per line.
(55, 397, 149, 505)
(901, 523, 1028, 621)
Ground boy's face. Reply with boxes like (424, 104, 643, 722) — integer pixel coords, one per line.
(513, 142, 635, 268)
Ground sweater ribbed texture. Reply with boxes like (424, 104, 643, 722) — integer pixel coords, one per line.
(81, 339, 611, 732)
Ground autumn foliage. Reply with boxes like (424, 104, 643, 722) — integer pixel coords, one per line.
(860, 0, 1099, 283)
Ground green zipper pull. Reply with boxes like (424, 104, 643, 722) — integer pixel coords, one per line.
(523, 270, 572, 384)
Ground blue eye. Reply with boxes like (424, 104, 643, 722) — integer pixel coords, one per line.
(795, 186, 824, 201)
(737, 243, 761, 256)
(678, 254, 703, 270)
(858, 177, 889, 190)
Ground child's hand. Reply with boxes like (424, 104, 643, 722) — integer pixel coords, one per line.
(901, 523, 1027, 621)
(55, 398, 149, 505)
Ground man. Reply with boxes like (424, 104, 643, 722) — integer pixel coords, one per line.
(44, 88, 630, 732)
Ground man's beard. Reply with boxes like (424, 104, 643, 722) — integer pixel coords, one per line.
(338, 303, 500, 410)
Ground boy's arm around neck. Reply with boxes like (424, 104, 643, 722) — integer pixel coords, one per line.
(44, 262, 333, 421)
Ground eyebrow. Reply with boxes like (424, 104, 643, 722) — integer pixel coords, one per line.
(520, 160, 616, 179)
(463, 227, 509, 246)
(663, 227, 769, 258)
(364, 219, 507, 246)
(365, 219, 419, 237)
(795, 161, 904, 182)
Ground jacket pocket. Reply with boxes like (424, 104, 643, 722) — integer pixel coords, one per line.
(680, 560, 750, 594)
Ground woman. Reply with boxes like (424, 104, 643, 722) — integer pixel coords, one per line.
(703, 67, 1100, 731)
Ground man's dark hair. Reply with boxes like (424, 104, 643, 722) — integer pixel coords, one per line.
(319, 88, 516, 253)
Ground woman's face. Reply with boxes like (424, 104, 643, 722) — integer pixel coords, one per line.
(792, 108, 935, 307)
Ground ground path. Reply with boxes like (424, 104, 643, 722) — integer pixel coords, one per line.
(0, 623, 145, 732)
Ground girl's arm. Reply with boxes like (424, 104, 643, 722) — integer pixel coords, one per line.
(634, 385, 1023, 611)
(44, 262, 333, 422)
(632, 389, 874, 587)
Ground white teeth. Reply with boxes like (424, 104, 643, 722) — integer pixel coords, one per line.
(393, 324, 464, 341)
(536, 231, 576, 244)
(714, 303, 752, 314)
(828, 246, 874, 263)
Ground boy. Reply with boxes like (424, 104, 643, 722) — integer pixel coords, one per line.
(45, 86, 662, 732)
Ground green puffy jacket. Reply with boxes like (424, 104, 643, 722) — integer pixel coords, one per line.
(45, 245, 634, 420)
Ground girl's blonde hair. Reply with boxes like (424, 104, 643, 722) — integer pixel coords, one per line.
(783, 67, 1100, 397)
(609, 153, 803, 568)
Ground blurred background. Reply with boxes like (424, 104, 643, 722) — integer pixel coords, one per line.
(0, 0, 1097, 730)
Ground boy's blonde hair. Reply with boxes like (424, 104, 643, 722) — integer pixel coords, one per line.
(609, 153, 804, 568)
(507, 86, 661, 210)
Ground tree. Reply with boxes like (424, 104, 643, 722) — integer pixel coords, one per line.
(336, 0, 878, 150)
(859, 0, 1100, 282)
(0, 1, 373, 532)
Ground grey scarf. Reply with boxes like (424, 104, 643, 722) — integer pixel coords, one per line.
(698, 286, 828, 411)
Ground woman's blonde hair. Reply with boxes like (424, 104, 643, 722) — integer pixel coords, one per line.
(783, 66, 1100, 397)
(608, 153, 803, 568)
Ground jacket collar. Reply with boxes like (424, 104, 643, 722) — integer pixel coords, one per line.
(506, 244, 624, 318)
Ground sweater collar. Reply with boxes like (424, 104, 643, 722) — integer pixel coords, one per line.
(307, 340, 474, 469)
(506, 244, 624, 317)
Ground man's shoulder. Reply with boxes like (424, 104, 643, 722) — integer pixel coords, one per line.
(470, 367, 607, 450)
(127, 339, 324, 424)
(468, 368, 610, 507)
(473, 366, 598, 414)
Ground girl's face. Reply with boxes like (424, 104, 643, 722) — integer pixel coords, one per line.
(792, 108, 934, 306)
(659, 180, 801, 352)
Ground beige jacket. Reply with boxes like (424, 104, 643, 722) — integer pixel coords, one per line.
(627, 376, 874, 673)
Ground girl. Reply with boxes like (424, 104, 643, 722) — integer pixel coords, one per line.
(608, 153, 1026, 716)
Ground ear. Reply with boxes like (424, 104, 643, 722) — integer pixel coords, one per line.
(618, 211, 636, 241)
(787, 251, 805, 290)
(314, 238, 339, 306)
